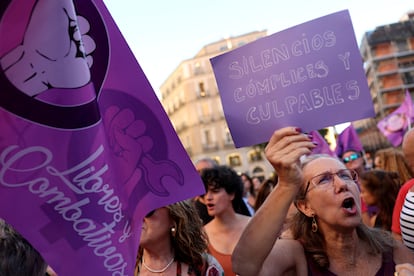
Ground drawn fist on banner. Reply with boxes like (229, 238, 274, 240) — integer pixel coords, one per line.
(0, 0, 96, 96)
(104, 105, 153, 187)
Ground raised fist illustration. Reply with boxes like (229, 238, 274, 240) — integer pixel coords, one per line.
(104, 105, 153, 187)
(0, 0, 96, 97)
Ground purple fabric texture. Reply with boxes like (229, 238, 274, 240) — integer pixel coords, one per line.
(210, 10, 374, 148)
(335, 124, 364, 157)
(377, 90, 414, 147)
(0, 1, 204, 275)
(310, 130, 336, 157)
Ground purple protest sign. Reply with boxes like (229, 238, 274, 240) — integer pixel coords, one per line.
(210, 10, 374, 148)
(0, 1, 204, 275)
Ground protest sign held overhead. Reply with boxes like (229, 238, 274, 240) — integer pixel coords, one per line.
(211, 10, 375, 147)
(0, 1, 204, 275)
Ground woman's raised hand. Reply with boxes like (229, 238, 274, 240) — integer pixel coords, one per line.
(265, 127, 315, 188)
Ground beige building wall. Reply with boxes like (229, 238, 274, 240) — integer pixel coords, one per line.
(161, 31, 275, 180)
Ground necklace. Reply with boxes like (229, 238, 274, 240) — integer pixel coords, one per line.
(142, 256, 175, 273)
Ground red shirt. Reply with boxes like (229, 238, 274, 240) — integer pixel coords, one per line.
(392, 179, 414, 235)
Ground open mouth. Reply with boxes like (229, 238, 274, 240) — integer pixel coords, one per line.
(342, 197, 356, 213)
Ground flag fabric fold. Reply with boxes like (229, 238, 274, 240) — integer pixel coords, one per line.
(335, 124, 364, 157)
(310, 130, 336, 157)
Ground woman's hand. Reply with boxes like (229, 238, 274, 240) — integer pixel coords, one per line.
(265, 127, 315, 189)
(232, 126, 315, 276)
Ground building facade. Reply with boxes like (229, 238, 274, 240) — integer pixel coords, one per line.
(357, 12, 414, 152)
(160, 31, 275, 180)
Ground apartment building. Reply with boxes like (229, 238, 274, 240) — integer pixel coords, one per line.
(356, 11, 414, 151)
(160, 31, 275, 180)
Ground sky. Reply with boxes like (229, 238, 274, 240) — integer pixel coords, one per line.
(103, 0, 412, 97)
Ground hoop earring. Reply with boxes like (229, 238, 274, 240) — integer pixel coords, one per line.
(170, 227, 176, 237)
(311, 215, 318, 233)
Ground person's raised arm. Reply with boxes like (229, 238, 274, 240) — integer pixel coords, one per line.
(232, 127, 315, 276)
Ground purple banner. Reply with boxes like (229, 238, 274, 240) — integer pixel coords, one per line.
(0, 1, 204, 275)
(377, 90, 414, 147)
(210, 10, 374, 147)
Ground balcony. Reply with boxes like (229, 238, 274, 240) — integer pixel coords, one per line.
(372, 50, 414, 62)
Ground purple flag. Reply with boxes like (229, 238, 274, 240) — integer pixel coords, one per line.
(377, 90, 414, 147)
(210, 10, 374, 148)
(310, 130, 336, 156)
(0, 1, 204, 275)
(335, 124, 364, 157)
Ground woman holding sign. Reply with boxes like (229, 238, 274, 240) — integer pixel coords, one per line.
(232, 127, 414, 275)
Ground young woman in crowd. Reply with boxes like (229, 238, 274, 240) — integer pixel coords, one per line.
(374, 147, 414, 184)
(254, 176, 277, 211)
(359, 169, 401, 231)
(201, 165, 250, 276)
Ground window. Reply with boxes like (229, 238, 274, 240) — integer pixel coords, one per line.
(203, 129, 212, 145)
(228, 154, 242, 167)
(224, 128, 233, 144)
(395, 39, 408, 52)
(201, 128, 217, 151)
(198, 102, 211, 123)
(249, 150, 263, 162)
(220, 45, 228, 52)
(403, 71, 414, 84)
(398, 59, 414, 69)
(194, 62, 203, 75)
(199, 82, 206, 97)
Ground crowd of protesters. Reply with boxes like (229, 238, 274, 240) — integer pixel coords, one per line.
(3, 127, 414, 276)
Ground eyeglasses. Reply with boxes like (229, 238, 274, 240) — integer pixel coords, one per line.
(145, 209, 156, 218)
(304, 169, 358, 196)
(342, 153, 361, 164)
